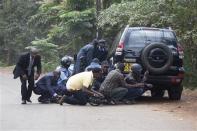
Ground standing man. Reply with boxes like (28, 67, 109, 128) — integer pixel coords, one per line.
(73, 39, 99, 74)
(13, 47, 41, 104)
(94, 39, 108, 62)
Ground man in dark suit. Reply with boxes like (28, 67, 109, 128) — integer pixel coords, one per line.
(13, 47, 42, 104)
(34, 70, 62, 104)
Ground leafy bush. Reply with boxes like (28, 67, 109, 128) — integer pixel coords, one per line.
(31, 39, 58, 61)
(42, 61, 59, 72)
(98, 0, 197, 88)
(27, 38, 59, 72)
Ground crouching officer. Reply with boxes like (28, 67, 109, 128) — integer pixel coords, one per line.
(33, 70, 62, 103)
(56, 56, 73, 86)
(58, 67, 104, 106)
(124, 63, 153, 102)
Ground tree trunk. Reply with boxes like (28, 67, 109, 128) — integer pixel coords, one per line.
(96, 0, 102, 38)
(6, 48, 11, 65)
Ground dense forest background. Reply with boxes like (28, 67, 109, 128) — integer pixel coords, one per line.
(0, 0, 196, 88)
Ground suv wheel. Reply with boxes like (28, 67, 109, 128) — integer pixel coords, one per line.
(168, 85, 183, 100)
(151, 88, 165, 98)
(141, 43, 173, 74)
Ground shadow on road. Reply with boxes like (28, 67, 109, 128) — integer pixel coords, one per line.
(136, 96, 183, 105)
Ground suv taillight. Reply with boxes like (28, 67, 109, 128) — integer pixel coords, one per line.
(177, 44, 184, 59)
(115, 41, 124, 55)
(171, 72, 184, 85)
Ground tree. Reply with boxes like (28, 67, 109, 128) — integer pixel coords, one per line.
(0, 0, 39, 65)
(28, 0, 96, 56)
(29, 38, 59, 72)
(98, 0, 197, 87)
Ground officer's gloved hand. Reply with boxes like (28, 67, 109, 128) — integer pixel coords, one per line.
(51, 94, 62, 103)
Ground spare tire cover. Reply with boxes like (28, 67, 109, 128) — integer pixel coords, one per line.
(141, 43, 173, 74)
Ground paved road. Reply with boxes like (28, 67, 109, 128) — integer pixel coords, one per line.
(0, 73, 196, 131)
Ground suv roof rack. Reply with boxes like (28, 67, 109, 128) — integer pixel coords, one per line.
(164, 27, 172, 30)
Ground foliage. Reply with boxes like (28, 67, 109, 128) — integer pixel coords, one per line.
(65, 0, 94, 11)
(29, 38, 59, 72)
(28, 0, 96, 57)
(31, 39, 58, 62)
(0, 0, 39, 65)
(1, 0, 197, 88)
(103, 0, 122, 9)
(24, 0, 96, 71)
(98, 0, 197, 87)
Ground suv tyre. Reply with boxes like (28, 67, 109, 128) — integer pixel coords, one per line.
(168, 85, 183, 100)
(151, 88, 165, 98)
(141, 43, 173, 74)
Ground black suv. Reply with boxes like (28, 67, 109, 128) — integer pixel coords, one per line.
(110, 26, 184, 100)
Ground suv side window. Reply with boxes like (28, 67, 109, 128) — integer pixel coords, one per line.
(126, 30, 146, 47)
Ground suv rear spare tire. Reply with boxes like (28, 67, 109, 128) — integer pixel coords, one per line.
(141, 43, 173, 74)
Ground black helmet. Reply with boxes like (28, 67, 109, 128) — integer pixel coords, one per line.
(61, 56, 73, 67)
(131, 63, 142, 75)
(98, 39, 106, 44)
(92, 39, 99, 45)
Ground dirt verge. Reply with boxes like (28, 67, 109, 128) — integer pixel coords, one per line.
(137, 89, 197, 127)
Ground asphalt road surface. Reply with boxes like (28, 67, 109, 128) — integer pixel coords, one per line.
(0, 72, 196, 131)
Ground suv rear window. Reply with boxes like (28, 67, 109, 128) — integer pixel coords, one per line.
(124, 29, 177, 51)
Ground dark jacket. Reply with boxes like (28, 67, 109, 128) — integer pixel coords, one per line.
(35, 72, 59, 96)
(13, 52, 41, 79)
(100, 69, 126, 93)
(93, 47, 108, 62)
(77, 43, 94, 65)
(74, 43, 95, 74)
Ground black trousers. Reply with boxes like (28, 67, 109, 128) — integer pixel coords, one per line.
(20, 72, 34, 101)
(64, 90, 88, 105)
(33, 85, 51, 99)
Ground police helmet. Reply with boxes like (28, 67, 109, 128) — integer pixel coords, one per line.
(131, 63, 142, 74)
(92, 39, 99, 46)
(61, 56, 72, 67)
(98, 39, 106, 44)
